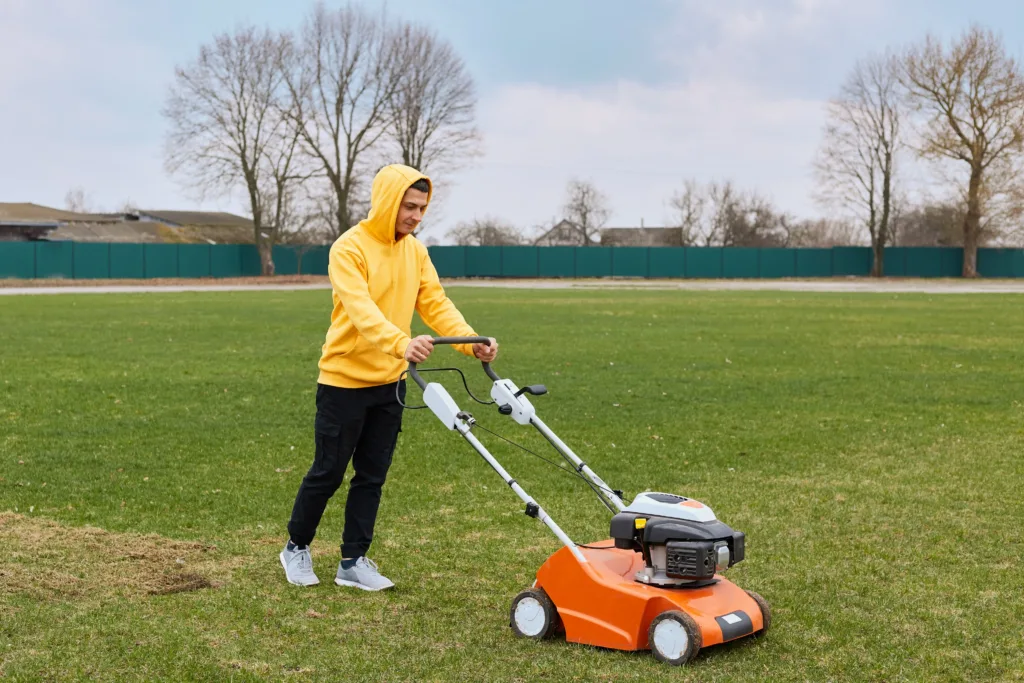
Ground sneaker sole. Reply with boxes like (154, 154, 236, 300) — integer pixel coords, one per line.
(334, 578, 394, 591)
(280, 552, 320, 587)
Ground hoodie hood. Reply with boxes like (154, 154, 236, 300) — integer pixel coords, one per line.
(357, 164, 432, 245)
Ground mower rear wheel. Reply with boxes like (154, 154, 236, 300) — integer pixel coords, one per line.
(509, 587, 560, 640)
(745, 590, 772, 636)
(648, 610, 702, 665)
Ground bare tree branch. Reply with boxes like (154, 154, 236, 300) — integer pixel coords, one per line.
(668, 180, 793, 247)
(163, 26, 298, 274)
(386, 22, 481, 176)
(814, 51, 902, 276)
(63, 187, 94, 214)
(668, 180, 705, 246)
(899, 24, 1024, 276)
(284, 2, 403, 238)
(447, 217, 524, 246)
(562, 180, 610, 246)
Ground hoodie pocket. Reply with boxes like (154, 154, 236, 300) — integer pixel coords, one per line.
(324, 325, 358, 361)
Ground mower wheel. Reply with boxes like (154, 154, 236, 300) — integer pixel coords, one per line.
(745, 590, 772, 636)
(648, 610, 702, 666)
(509, 587, 560, 640)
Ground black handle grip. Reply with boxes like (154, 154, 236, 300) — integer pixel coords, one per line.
(431, 336, 491, 346)
(406, 336, 493, 390)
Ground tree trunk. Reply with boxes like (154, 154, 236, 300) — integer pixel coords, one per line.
(258, 239, 275, 276)
(876, 153, 892, 279)
(334, 179, 351, 238)
(335, 202, 348, 238)
(871, 241, 885, 277)
(962, 224, 979, 277)
(962, 167, 983, 278)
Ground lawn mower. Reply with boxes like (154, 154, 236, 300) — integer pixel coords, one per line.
(405, 337, 770, 666)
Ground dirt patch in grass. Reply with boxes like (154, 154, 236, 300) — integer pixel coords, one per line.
(0, 513, 237, 602)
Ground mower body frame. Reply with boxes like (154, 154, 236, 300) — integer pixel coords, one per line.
(535, 544, 764, 651)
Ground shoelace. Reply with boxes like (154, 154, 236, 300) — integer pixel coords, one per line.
(357, 557, 379, 573)
(296, 550, 312, 571)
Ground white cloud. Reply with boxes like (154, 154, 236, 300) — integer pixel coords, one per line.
(424, 77, 826, 243)
(420, 0, 896, 243)
(656, 0, 885, 94)
(0, 0, 232, 214)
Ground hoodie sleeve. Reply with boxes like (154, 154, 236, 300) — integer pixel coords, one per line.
(415, 245, 478, 357)
(330, 244, 412, 359)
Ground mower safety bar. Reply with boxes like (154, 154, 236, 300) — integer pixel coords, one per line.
(431, 336, 492, 346)
(406, 336, 497, 390)
(405, 337, 623, 565)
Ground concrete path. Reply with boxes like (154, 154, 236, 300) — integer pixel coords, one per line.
(446, 279, 1024, 294)
(0, 283, 333, 295)
(2, 279, 1023, 295)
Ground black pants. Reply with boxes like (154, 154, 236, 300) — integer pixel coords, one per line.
(287, 381, 405, 558)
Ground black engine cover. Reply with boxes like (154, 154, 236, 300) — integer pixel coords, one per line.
(609, 512, 746, 567)
(665, 540, 718, 580)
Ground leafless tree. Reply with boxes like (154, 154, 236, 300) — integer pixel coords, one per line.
(719, 190, 791, 248)
(787, 218, 862, 247)
(279, 201, 334, 274)
(899, 25, 1024, 276)
(701, 181, 736, 246)
(447, 217, 525, 246)
(672, 180, 790, 247)
(893, 200, 965, 246)
(814, 52, 902, 276)
(163, 26, 301, 275)
(285, 3, 402, 237)
(387, 22, 480, 174)
(562, 180, 610, 246)
(63, 187, 93, 214)
(669, 179, 705, 246)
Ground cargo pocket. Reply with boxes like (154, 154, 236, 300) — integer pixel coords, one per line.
(314, 415, 343, 438)
(312, 408, 343, 472)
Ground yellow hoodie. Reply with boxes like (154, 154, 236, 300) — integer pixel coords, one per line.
(317, 164, 478, 389)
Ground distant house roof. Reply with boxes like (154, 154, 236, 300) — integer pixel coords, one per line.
(0, 220, 60, 241)
(534, 219, 586, 246)
(600, 227, 683, 247)
(135, 210, 254, 229)
(45, 222, 169, 243)
(0, 202, 117, 224)
(45, 221, 257, 245)
(0, 203, 259, 243)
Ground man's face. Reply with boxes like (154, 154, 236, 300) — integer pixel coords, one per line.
(395, 187, 428, 238)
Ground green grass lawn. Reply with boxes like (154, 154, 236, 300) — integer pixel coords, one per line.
(1, 287, 1023, 682)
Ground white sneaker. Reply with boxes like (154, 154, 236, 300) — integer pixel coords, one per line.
(280, 544, 320, 586)
(335, 556, 395, 591)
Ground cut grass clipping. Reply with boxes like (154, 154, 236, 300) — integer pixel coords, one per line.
(1, 287, 1023, 682)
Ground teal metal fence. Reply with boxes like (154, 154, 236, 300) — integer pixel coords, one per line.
(425, 245, 1024, 279)
(0, 243, 331, 280)
(2, 242, 1024, 279)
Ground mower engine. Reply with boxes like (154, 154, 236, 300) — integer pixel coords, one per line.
(609, 492, 745, 588)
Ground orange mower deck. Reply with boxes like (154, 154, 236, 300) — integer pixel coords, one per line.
(535, 542, 767, 652)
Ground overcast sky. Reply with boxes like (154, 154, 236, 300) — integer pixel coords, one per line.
(3, 0, 1023, 243)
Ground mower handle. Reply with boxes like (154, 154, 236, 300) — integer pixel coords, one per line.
(406, 336, 499, 390)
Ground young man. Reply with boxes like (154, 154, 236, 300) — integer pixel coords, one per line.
(281, 164, 497, 590)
